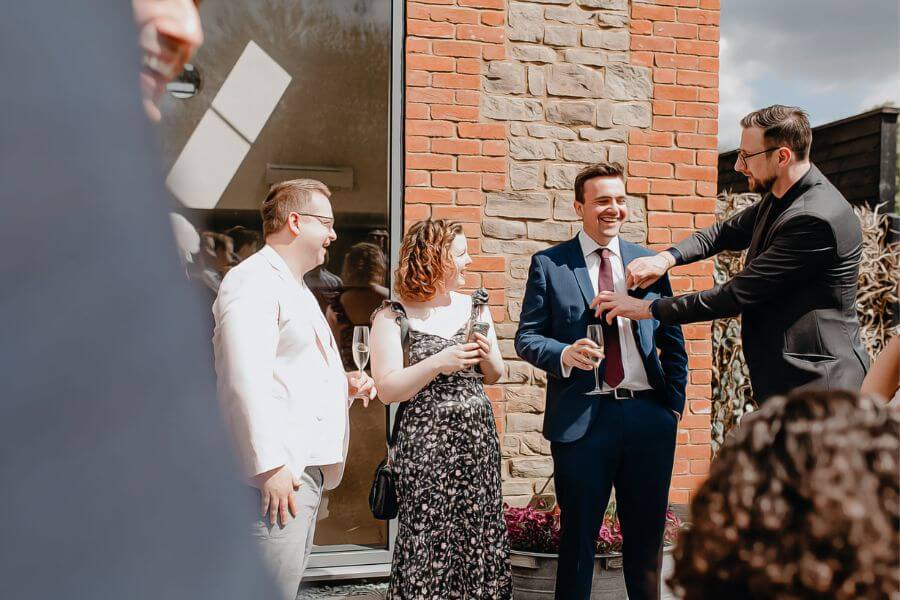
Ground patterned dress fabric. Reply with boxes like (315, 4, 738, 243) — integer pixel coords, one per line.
(381, 290, 512, 600)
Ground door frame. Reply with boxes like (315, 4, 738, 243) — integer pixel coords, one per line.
(304, 0, 405, 580)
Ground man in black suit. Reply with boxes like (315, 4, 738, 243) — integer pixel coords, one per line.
(0, 3, 275, 599)
(594, 105, 869, 402)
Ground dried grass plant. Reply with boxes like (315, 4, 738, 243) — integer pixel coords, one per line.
(854, 204, 900, 358)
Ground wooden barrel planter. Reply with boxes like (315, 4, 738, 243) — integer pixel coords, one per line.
(510, 547, 673, 599)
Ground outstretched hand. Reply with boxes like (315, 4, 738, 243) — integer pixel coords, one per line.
(590, 291, 653, 324)
(625, 252, 674, 290)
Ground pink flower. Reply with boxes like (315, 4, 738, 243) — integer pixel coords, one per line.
(505, 502, 682, 555)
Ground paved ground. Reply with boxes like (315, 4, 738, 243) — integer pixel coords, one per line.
(295, 555, 678, 599)
(296, 581, 387, 600)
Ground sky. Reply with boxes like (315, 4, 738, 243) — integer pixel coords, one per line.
(718, 0, 900, 150)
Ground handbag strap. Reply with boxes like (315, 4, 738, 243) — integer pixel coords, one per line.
(385, 302, 411, 448)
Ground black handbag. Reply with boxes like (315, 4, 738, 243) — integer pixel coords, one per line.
(368, 306, 410, 520)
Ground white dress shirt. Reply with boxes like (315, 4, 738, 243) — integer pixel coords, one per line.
(213, 245, 350, 489)
(560, 232, 652, 391)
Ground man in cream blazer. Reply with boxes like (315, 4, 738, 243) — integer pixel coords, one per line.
(213, 179, 375, 599)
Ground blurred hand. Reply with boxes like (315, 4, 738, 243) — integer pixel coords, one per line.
(562, 338, 603, 372)
(252, 465, 299, 527)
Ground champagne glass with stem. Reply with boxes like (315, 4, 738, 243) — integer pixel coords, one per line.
(585, 324, 605, 395)
(352, 325, 370, 399)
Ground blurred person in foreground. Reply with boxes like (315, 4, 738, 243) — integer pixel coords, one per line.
(1, 1, 276, 599)
(133, 0, 202, 121)
(669, 390, 900, 599)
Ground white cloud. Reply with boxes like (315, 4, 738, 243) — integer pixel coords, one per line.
(858, 74, 900, 111)
(722, 0, 898, 86)
(717, 37, 763, 150)
(718, 0, 899, 147)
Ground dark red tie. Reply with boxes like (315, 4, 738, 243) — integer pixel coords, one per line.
(597, 248, 624, 387)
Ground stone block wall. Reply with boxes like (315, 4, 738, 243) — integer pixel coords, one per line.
(403, 0, 719, 506)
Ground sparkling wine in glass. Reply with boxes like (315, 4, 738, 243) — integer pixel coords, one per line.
(585, 324, 605, 396)
(352, 325, 370, 398)
(459, 319, 490, 378)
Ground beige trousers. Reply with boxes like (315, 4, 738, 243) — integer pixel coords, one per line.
(252, 466, 324, 600)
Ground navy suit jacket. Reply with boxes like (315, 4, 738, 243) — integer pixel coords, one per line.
(515, 236, 688, 443)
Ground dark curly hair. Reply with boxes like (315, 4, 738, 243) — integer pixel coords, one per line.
(394, 219, 463, 302)
(669, 390, 900, 599)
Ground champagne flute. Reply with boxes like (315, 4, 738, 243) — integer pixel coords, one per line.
(352, 325, 370, 399)
(459, 318, 490, 378)
(585, 324, 606, 396)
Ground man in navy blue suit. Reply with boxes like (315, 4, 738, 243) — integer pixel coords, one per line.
(515, 162, 688, 600)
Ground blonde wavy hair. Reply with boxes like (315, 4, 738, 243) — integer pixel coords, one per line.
(395, 219, 464, 302)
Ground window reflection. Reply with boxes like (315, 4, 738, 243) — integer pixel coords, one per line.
(326, 242, 389, 371)
(159, 0, 392, 553)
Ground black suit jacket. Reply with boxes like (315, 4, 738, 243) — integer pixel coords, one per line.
(653, 164, 869, 401)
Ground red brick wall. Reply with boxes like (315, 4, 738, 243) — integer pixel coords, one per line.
(403, 0, 720, 504)
(404, 0, 511, 438)
(628, 0, 719, 503)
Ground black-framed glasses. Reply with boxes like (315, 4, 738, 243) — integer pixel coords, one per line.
(294, 212, 335, 228)
(736, 147, 779, 166)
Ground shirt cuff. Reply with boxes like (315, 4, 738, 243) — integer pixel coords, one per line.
(560, 346, 573, 378)
(665, 247, 684, 266)
(649, 298, 660, 320)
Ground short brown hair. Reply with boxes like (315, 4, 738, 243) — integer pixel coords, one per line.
(260, 179, 331, 236)
(341, 242, 387, 287)
(669, 389, 900, 600)
(574, 162, 625, 203)
(740, 104, 812, 160)
(395, 219, 464, 302)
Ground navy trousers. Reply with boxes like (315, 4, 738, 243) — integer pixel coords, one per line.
(551, 392, 677, 600)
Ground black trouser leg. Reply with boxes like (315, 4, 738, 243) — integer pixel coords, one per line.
(551, 401, 620, 600)
(613, 396, 677, 600)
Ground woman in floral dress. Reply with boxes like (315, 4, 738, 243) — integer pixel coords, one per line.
(370, 219, 512, 599)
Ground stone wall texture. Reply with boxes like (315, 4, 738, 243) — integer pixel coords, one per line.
(403, 0, 720, 506)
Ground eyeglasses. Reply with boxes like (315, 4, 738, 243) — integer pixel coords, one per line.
(294, 212, 335, 228)
(736, 147, 779, 167)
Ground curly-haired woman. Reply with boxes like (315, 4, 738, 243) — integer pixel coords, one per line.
(669, 389, 900, 599)
(370, 219, 511, 599)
